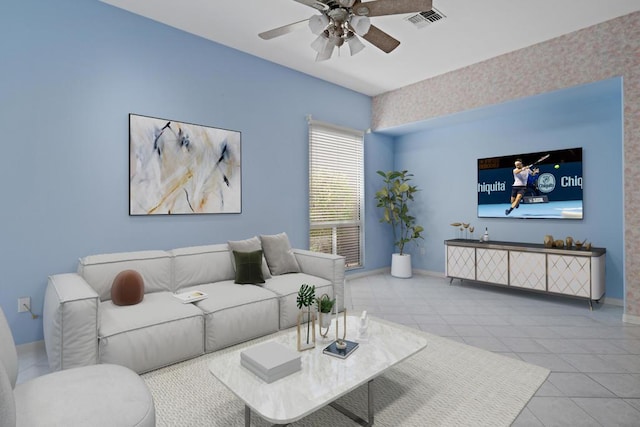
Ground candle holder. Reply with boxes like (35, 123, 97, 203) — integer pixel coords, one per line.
(335, 308, 347, 349)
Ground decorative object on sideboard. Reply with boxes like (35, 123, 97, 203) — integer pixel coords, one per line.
(334, 309, 348, 350)
(543, 235, 554, 248)
(375, 170, 424, 278)
(565, 236, 574, 248)
(316, 293, 335, 338)
(554, 239, 565, 248)
(450, 222, 474, 240)
(584, 241, 592, 251)
(574, 239, 584, 249)
(296, 284, 316, 351)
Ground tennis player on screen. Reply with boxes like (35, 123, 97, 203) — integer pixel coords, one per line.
(505, 159, 538, 216)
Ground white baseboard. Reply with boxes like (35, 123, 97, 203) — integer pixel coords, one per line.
(603, 297, 624, 307)
(346, 268, 446, 280)
(16, 339, 45, 354)
(412, 269, 446, 278)
(345, 268, 387, 280)
(623, 313, 640, 325)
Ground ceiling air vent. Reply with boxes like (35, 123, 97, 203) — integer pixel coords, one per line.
(406, 8, 446, 29)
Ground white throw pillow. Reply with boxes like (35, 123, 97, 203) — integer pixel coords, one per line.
(260, 232, 301, 276)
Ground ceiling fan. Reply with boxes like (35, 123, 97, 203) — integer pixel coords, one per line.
(259, 0, 433, 61)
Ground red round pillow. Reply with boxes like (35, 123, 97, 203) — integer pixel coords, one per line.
(111, 270, 144, 306)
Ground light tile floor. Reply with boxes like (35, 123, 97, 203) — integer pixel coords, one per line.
(17, 273, 640, 426)
(346, 273, 640, 427)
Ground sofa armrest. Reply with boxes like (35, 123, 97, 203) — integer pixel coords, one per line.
(292, 249, 346, 311)
(44, 273, 99, 371)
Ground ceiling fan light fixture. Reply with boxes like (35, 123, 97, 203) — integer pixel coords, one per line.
(347, 33, 365, 56)
(349, 15, 371, 36)
(308, 14, 329, 35)
(310, 32, 329, 53)
(315, 40, 335, 61)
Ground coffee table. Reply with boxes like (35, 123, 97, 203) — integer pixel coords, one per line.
(209, 316, 427, 426)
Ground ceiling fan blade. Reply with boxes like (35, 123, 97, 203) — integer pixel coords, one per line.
(362, 25, 400, 53)
(293, 0, 329, 11)
(353, 0, 432, 17)
(259, 19, 310, 40)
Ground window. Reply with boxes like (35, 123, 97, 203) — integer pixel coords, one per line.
(309, 120, 364, 269)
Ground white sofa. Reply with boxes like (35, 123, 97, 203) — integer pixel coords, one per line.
(43, 242, 344, 374)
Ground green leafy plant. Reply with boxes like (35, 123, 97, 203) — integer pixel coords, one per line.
(315, 294, 336, 314)
(375, 170, 424, 255)
(296, 284, 316, 344)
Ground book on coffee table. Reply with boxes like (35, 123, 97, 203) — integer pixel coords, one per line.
(323, 340, 359, 359)
(173, 290, 208, 303)
(240, 341, 301, 383)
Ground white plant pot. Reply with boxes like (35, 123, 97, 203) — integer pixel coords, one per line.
(320, 313, 331, 329)
(391, 253, 412, 278)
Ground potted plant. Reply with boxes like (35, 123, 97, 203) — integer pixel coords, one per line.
(296, 284, 316, 350)
(315, 294, 336, 335)
(375, 170, 424, 278)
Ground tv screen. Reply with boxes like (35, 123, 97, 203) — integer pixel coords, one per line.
(477, 147, 583, 219)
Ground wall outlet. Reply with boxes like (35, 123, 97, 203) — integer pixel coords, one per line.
(18, 297, 30, 313)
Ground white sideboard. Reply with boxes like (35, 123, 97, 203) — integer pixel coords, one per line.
(445, 239, 606, 308)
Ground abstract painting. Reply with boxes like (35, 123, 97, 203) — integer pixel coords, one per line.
(129, 114, 241, 215)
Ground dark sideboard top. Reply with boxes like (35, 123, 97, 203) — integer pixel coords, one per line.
(444, 239, 606, 257)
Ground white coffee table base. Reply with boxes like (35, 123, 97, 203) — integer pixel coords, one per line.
(244, 379, 374, 427)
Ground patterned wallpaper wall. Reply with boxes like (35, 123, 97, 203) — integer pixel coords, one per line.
(372, 12, 640, 323)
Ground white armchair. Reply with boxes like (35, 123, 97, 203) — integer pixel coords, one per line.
(0, 307, 155, 427)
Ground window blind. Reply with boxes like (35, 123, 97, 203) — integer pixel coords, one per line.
(309, 120, 364, 268)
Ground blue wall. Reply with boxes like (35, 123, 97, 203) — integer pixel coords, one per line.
(0, 0, 384, 344)
(386, 77, 624, 299)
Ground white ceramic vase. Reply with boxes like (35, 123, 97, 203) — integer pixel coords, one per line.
(391, 253, 412, 278)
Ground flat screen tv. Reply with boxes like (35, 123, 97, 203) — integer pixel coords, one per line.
(477, 147, 583, 219)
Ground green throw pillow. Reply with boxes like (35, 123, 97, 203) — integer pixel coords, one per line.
(233, 250, 265, 285)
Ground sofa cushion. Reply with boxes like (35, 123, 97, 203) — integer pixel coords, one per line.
(233, 250, 265, 285)
(111, 270, 144, 306)
(227, 237, 272, 279)
(185, 281, 279, 352)
(264, 273, 332, 329)
(98, 292, 204, 373)
(260, 233, 300, 275)
(170, 244, 235, 289)
(78, 250, 172, 301)
(14, 364, 155, 427)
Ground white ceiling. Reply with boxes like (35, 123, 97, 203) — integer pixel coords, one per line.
(101, 0, 640, 96)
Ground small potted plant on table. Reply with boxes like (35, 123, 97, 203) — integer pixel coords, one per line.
(316, 294, 335, 337)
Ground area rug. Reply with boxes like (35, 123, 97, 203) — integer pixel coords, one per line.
(142, 325, 549, 426)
